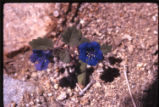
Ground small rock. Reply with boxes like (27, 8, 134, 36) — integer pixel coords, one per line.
(55, 3, 61, 10)
(95, 82, 101, 88)
(145, 28, 150, 32)
(53, 10, 59, 17)
(36, 87, 43, 96)
(25, 103, 30, 107)
(152, 15, 157, 21)
(47, 69, 51, 73)
(80, 19, 85, 25)
(128, 44, 134, 53)
(87, 65, 91, 68)
(98, 63, 103, 67)
(122, 34, 132, 41)
(9, 101, 16, 107)
(154, 30, 158, 35)
(29, 101, 34, 105)
(57, 92, 67, 101)
(67, 88, 73, 97)
(96, 68, 104, 73)
(54, 83, 59, 90)
(71, 97, 79, 103)
(48, 93, 53, 97)
(36, 98, 40, 103)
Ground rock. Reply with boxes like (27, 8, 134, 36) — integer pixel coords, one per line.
(57, 92, 67, 101)
(9, 101, 16, 107)
(3, 74, 36, 106)
(128, 44, 134, 54)
(48, 93, 53, 97)
(122, 34, 132, 41)
(154, 30, 158, 35)
(53, 10, 60, 17)
(4, 3, 56, 53)
(54, 83, 59, 90)
(95, 82, 101, 88)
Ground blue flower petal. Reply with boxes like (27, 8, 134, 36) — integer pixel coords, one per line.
(78, 41, 103, 66)
(35, 59, 50, 71)
(30, 53, 38, 63)
(30, 49, 52, 71)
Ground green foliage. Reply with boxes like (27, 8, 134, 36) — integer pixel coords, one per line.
(77, 61, 87, 86)
(59, 49, 71, 63)
(77, 71, 87, 86)
(29, 37, 53, 50)
(79, 37, 89, 44)
(101, 43, 112, 55)
(61, 26, 82, 46)
(79, 61, 87, 72)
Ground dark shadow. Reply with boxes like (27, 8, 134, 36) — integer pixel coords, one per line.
(121, 77, 158, 107)
(121, 67, 158, 107)
(71, 3, 82, 23)
(59, 59, 80, 89)
(108, 56, 122, 65)
(59, 72, 77, 89)
(142, 76, 158, 107)
(6, 46, 30, 58)
(59, 68, 65, 74)
(100, 66, 120, 82)
(86, 67, 94, 85)
(59, 59, 94, 89)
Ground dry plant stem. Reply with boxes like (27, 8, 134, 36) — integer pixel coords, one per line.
(123, 65, 137, 107)
(78, 77, 96, 96)
(76, 83, 82, 91)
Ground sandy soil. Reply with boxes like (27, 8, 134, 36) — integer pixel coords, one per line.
(3, 3, 158, 107)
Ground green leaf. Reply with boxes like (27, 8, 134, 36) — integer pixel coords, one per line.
(77, 71, 87, 86)
(61, 27, 72, 44)
(79, 61, 87, 72)
(101, 43, 112, 54)
(61, 26, 82, 46)
(29, 37, 53, 50)
(59, 49, 71, 63)
(79, 37, 89, 44)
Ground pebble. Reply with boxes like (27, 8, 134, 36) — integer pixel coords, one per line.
(71, 97, 79, 103)
(80, 19, 85, 25)
(25, 104, 30, 107)
(10, 101, 16, 107)
(98, 62, 103, 67)
(53, 10, 60, 17)
(67, 88, 73, 97)
(48, 93, 53, 97)
(36, 98, 40, 103)
(122, 34, 132, 41)
(145, 28, 150, 32)
(95, 82, 101, 88)
(152, 15, 157, 21)
(55, 3, 61, 10)
(29, 101, 34, 105)
(96, 68, 104, 73)
(47, 69, 51, 73)
(57, 92, 67, 101)
(154, 30, 158, 35)
(54, 83, 59, 90)
(87, 65, 91, 68)
(36, 87, 43, 96)
(128, 44, 134, 53)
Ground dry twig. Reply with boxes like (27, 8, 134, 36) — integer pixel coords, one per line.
(123, 65, 137, 107)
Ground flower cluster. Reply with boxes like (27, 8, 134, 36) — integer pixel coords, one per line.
(30, 50, 52, 71)
(78, 42, 103, 66)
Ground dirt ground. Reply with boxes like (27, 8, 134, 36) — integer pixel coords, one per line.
(3, 3, 158, 107)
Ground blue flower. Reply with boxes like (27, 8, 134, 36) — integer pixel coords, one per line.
(30, 50, 52, 71)
(78, 42, 103, 66)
